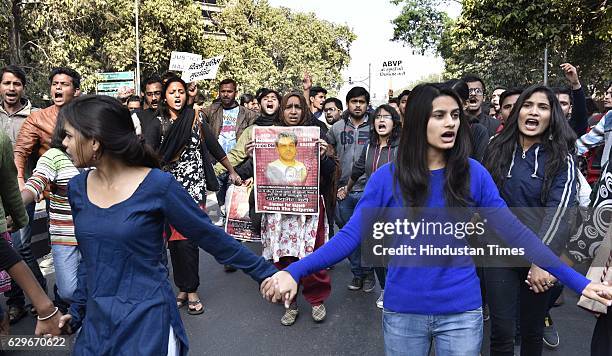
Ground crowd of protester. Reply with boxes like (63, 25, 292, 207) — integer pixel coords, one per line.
(0, 61, 611, 356)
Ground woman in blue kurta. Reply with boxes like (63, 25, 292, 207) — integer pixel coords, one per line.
(56, 95, 277, 355)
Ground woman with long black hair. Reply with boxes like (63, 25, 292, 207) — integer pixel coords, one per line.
(483, 85, 578, 355)
(263, 84, 612, 356)
(339, 104, 401, 308)
(56, 95, 276, 355)
(155, 77, 242, 315)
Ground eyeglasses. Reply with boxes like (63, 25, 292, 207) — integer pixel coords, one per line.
(323, 107, 338, 113)
(468, 88, 483, 95)
(375, 115, 392, 120)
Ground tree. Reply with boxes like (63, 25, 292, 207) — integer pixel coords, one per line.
(390, 0, 612, 92)
(202, 0, 355, 95)
(0, 0, 355, 106)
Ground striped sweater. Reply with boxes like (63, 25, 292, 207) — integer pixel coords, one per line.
(24, 148, 79, 245)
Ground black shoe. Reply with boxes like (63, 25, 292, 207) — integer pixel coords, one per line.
(362, 274, 376, 292)
(348, 277, 363, 290)
(543, 315, 559, 349)
(224, 265, 237, 272)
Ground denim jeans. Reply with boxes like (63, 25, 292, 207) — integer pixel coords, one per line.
(383, 307, 483, 356)
(335, 191, 372, 278)
(51, 244, 81, 302)
(5, 202, 47, 307)
(216, 172, 230, 207)
(485, 267, 551, 356)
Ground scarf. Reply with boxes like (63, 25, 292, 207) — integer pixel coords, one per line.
(158, 106, 196, 167)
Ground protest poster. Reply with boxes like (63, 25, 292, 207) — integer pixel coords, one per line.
(169, 51, 202, 71)
(181, 55, 224, 82)
(253, 126, 320, 215)
(224, 185, 260, 242)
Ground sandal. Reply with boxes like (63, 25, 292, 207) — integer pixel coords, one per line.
(176, 297, 187, 309)
(187, 300, 204, 315)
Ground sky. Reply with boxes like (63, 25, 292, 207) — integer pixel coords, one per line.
(267, 0, 461, 105)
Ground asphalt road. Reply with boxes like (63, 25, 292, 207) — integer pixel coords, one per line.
(2, 243, 599, 355)
(1, 194, 600, 355)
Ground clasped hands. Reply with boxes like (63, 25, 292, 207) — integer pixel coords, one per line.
(260, 271, 298, 308)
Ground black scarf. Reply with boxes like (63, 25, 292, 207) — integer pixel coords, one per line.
(255, 112, 278, 126)
(158, 106, 196, 167)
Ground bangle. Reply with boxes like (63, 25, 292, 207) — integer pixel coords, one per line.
(37, 306, 59, 321)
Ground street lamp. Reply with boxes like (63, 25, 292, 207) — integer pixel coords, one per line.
(135, 0, 141, 94)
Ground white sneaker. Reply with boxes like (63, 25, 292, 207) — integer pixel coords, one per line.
(376, 290, 384, 309)
(39, 253, 54, 268)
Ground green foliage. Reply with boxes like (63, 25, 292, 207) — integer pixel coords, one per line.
(0, 0, 355, 106)
(391, 0, 612, 93)
(202, 0, 355, 95)
(390, 0, 451, 55)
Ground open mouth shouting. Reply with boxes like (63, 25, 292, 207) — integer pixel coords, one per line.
(441, 130, 456, 143)
(524, 118, 539, 131)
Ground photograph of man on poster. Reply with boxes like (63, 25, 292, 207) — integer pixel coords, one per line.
(265, 131, 308, 185)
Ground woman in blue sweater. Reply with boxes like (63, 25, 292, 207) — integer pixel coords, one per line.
(483, 85, 577, 355)
(262, 84, 612, 356)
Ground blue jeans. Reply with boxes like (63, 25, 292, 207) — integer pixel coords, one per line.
(5, 203, 47, 307)
(383, 307, 483, 356)
(51, 245, 81, 302)
(216, 172, 230, 207)
(336, 191, 372, 278)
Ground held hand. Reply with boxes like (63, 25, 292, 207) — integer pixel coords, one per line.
(260, 277, 276, 301)
(581, 281, 612, 307)
(244, 178, 254, 187)
(560, 63, 580, 88)
(271, 271, 298, 308)
(229, 172, 242, 186)
(337, 186, 347, 200)
(525, 264, 557, 293)
(57, 314, 73, 335)
(245, 140, 255, 158)
(302, 72, 312, 91)
(319, 139, 329, 158)
(35, 311, 64, 336)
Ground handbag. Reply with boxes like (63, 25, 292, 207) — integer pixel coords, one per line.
(577, 231, 611, 314)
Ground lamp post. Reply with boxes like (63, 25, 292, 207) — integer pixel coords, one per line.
(135, 0, 141, 94)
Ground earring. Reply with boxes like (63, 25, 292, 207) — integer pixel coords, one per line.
(549, 133, 553, 141)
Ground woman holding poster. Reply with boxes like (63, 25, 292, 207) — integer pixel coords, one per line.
(259, 92, 337, 326)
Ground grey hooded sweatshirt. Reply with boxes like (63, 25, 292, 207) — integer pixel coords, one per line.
(326, 111, 370, 192)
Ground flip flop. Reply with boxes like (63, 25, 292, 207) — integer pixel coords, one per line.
(176, 297, 187, 309)
(187, 300, 204, 315)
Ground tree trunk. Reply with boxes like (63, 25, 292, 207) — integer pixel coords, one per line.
(7, 0, 23, 65)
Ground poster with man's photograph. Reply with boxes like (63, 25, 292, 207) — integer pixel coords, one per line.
(224, 184, 260, 242)
(253, 126, 320, 215)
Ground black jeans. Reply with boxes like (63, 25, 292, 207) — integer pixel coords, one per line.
(168, 239, 200, 293)
(485, 266, 551, 356)
(5, 203, 47, 307)
(591, 308, 611, 356)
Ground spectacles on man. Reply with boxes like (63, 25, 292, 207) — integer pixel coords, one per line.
(323, 107, 338, 113)
(468, 88, 483, 96)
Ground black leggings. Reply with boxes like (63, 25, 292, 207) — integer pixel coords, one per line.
(169, 239, 200, 293)
(485, 267, 552, 356)
(591, 308, 612, 356)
